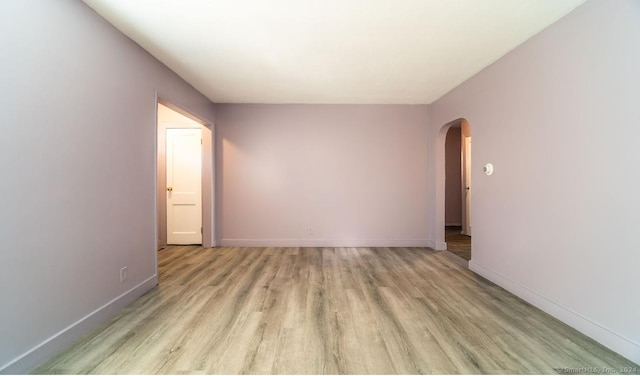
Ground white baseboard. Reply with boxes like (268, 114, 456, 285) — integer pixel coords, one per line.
(221, 238, 430, 247)
(469, 261, 640, 364)
(434, 241, 447, 251)
(0, 274, 158, 374)
(426, 240, 447, 251)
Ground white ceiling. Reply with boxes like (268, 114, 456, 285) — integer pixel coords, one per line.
(82, 0, 585, 104)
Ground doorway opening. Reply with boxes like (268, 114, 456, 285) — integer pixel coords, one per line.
(442, 119, 471, 261)
(156, 100, 215, 250)
(154, 97, 215, 286)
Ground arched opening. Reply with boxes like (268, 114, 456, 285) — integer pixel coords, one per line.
(436, 118, 471, 261)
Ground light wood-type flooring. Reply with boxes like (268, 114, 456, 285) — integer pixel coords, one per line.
(35, 246, 638, 374)
(445, 226, 471, 261)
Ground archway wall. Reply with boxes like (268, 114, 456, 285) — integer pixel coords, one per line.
(428, 0, 640, 364)
(443, 125, 463, 227)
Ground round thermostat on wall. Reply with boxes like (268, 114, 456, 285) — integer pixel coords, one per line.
(483, 163, 494, 176)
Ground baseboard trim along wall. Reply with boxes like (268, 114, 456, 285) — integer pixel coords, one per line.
(0, 275, 158, 374)
(221, 239, 431, 248)
(425, 240, 447, 251)
(432, 241, 447, 251)
(469, 261, 640, 365)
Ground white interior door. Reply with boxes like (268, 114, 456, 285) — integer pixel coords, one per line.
(166, 128, 202, 244)
(464, 136, 472, 236)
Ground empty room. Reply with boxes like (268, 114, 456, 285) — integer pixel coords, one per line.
(1, 0, 639, 374)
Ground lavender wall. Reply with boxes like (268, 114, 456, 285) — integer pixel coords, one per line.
(215, 104, 430, 247)
(0, 0, 215, 372)
(444, 127, 462, 226)
(431, 0, 640, 363)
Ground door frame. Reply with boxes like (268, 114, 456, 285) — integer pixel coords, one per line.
(463, 136, 472, 236)
(154, 91, 216, 260)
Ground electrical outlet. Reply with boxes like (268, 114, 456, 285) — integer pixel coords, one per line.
(307, 227, 313, 235)
(120, 266, 128, 283)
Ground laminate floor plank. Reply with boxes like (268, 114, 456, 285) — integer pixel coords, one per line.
(34, 247, 638, 375)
